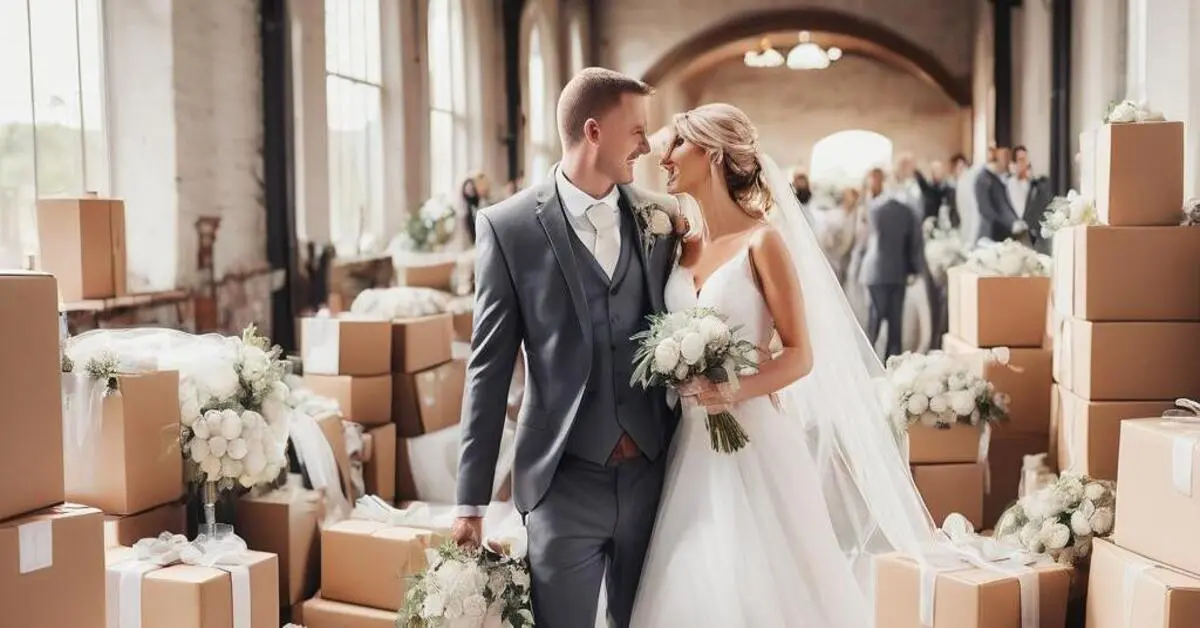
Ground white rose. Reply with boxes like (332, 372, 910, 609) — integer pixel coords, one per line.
(190, 438, 211, 463)
(269, 381, 289, 403)
(221, 458, 243, 479)
(1107, 101, 1138, 123)
(226, 438, 248, 460)
(262, 463, 282, 483)
(906, 394, 929, 415)
(1074, 536, 1093, 558)
(1069, 510, 1092, 536)
(208, 435, 228, 458)
(653, 339, 680, 373)
(219, 411, 242, 440)
(919, 411, 940, 427)
(1084, 482, 1107, 502)
(238, 474, 256, 488)
(1041, 521, 1072, 550)
(193, 411, 218, 440)
(423, 594, 445, 617)
(698, 316, 729, 344)
(180, 397, 201, 428)
(463, 594, 488, 618)
(647, 208, 673, 235)
(243, 448, 267, 476)
(511, 568, 531, 589)
(673, 363, 689, 381)
(444, 598, 463, 619)
(1134, 102, 1165, 122)
(679, 333, 705, 365)
(921, 378, 946, 397)
(997, 253, 1024, 277)
(950, 390, 976, 416)
(928, 394, 949, 414)
(1089, 507, 1114, 535)
(1019, 522, 1043, 552)
(995, 509, 1021, 536)
(200, 456, 223, 480)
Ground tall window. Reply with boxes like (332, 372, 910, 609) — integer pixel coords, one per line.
(325, 0, 384, 255)
(809, 130, 894, 189)
(526, 25, 554, 186)
(0, 0, 109, 262)
(568, 15, 585, 76)
(427, 0, 467, 199)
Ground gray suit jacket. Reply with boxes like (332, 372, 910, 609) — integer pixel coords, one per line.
(456, 179, 678, 514)
(975, 169, 1019, 242)
(857, 195, 925, 286)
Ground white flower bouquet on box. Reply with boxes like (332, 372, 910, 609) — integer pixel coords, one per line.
(882, 350, 1011, 436)
(962, 238, 1051, 277)
(922, 216, 968, 285)
(630, 307, 760, 453)
(993, 471, 1115, 566)
(401, 197, 458, 252)
(350, 286, 453, 319)
(1040, 190, 1100, 239)
(1105, 99, 1166, 124)
(400, 541, 534, 628)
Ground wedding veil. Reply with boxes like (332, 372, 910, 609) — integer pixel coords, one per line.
(756, 154, 935, 590)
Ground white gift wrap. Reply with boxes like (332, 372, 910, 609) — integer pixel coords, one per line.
(60, 371, 107, 493)
(405, 421, 516, 503)
(300, 317, 342, 375)
(1162, 399, 1200, 497)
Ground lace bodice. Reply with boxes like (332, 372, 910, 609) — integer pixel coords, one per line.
(664, 246, 775, 351)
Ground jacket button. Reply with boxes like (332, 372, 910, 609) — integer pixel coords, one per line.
(610, 286, 619, 295)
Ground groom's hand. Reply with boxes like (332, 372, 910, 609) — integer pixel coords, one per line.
(452, 516, 483, 549)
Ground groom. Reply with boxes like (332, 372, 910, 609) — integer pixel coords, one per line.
(452, 67, 679, 627)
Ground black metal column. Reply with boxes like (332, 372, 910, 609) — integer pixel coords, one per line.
(1049, 0, 1073, 195)
(259, 0, 298, 351)
(993, 0, 1015, 147)
(502, 0, 524, 181)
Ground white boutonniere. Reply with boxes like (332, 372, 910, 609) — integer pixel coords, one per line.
(631, 201, 674, 256)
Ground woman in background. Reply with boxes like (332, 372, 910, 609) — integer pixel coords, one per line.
(461, 172, 493, 247)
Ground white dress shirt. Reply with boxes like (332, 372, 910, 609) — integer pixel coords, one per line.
(1007, 175, 1031, 220)
(555, 165, 623, 257)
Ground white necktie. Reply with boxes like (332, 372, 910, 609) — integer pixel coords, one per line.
(585, 203, 619, 279)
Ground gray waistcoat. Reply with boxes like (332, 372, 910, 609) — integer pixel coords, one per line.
(564, 207, 663, 464)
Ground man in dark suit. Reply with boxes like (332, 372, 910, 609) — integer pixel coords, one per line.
(1008, 146, 1054, 252)
(857, 169, 926, 360)
(974, 146, 1025, 243)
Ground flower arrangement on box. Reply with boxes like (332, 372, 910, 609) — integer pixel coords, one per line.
(400, 541, 535, 628)
(351, 286, 453, 319)
(993, 471, 1115, 566)
(1104, 99, 1166, 124)
(1182, 198, 1200, 227)
(630, 307, 760, 453)
(1040, 190, 1100, 239)
(922, 216, 968, 285)
(962, 238, 1051, 277)
(882, 350, 1011, 436)
(401, 197, 458, 252)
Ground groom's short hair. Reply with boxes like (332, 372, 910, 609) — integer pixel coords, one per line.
(558, 67, 654, 147)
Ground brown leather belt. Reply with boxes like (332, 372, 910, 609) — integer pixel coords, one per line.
(607, 433, 643, 465)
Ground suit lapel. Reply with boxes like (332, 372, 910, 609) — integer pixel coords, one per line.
(618, 185, 666, 313)
(534, 182, 592, 346)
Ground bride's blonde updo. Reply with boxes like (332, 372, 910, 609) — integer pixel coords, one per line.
(672, 103, 773, 218)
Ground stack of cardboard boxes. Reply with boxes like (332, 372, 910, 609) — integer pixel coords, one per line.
(0, 271, 106, 627)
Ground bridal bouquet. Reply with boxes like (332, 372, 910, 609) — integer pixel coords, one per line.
(883, 350, 1010, 434)
(400, 541, 534, 628)
(401, 197, 458, 252)
(631, 307, 760, 453)
(1040, 190, 1100, 239)
(993, 472, 1116, 566)
(962, 238, 1051, 277)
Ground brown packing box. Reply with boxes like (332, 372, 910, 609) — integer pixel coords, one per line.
(300, 318, 392, 376)
(1052, 318, 1200, 401)
(908, 423, 983, 465)
(0, 271, 65, 521)
(301, 596, 400, 628)
(317, 414, 356, 502)
(1094, 121, 1185, 226)
(1114, 419, 1200, 575)
(873, 552, 1071, 628)
(393, 358, 467, 437)
(0, 504, 105, 628)
(397, 260, 456, 291)
(453, 310, 473, 343)
(304, 373, 393, 426)
(36, 196, 127, 301)
(104, 500, 187, 548)
(65, 370, 184, 515)
(1052, 225, 1200, 321)
(392, 314, 454, 373)
(984, 431, 1050, 530)
(947, 268, 1050, 348)
(912, 463, 984, 529)
(236, 484, 322, 606)
(320, 519, 440, 611)
(943, 334, 1053, 434)
(1049, 384, 1176, 482)
(1086, 538, 1200, 628)
(364, 423, 397, 502)
(396, 437, 418, 502)
(105, 546, 279, 628)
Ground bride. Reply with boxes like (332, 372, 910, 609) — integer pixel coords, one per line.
(629, 104, 935, 626)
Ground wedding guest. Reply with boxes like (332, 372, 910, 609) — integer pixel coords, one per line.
(974, 146, 1022, 243)
(461, 172, 493, 246)
(890, 152, 924, 212)
(957, 147, 991, 247)
(1008, 146, 1054, 252)
(915, 160, 956, 225)
(857, 177, 926, 360)
(791, 170, 813, 206)
(815, 187, 861, 284)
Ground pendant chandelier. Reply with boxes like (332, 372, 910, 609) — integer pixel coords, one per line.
(743, 31, 842, 70)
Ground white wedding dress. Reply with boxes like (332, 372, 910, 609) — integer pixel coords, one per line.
(628, 243, 871, 628)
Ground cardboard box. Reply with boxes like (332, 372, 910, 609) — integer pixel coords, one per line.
(396, 260, 455, 291)
(393, 359, 466, 437)
(236, 483, 322, 605)
(1094, 121, 1185, 226)
(0, 271, 65, 521)
(452, 310, 473, 343)
(908, 423, 984, 465)
(36, 195, 127, 301)
(104, 500, 186, 548)
(1049, 384, 1176, 481)
(1052, 318, 1200, 401)
(304, 374, 393, 426)
(0, 504, 105, 628)
(943, 334, 1053, 434)
(301, 595, 399, 628)
(105, 546, 279, 628)
(317, 414, 356, 502)
(1114, 419, 1200, 575)
(392, 314, 454, 373)
(321, 520, 440, 610)
(912, 463, 984, 529)
(873, 552, 1071, 628)
(1085, 538, 1200, 628)
(301, 318, 392, 376)
(947, 268, 1050, 348)
(363, 423, 397, 502)
(1052, 225, 1200, 321)
(984, 431, 1050, 530)
(64, 370, 184, 515)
